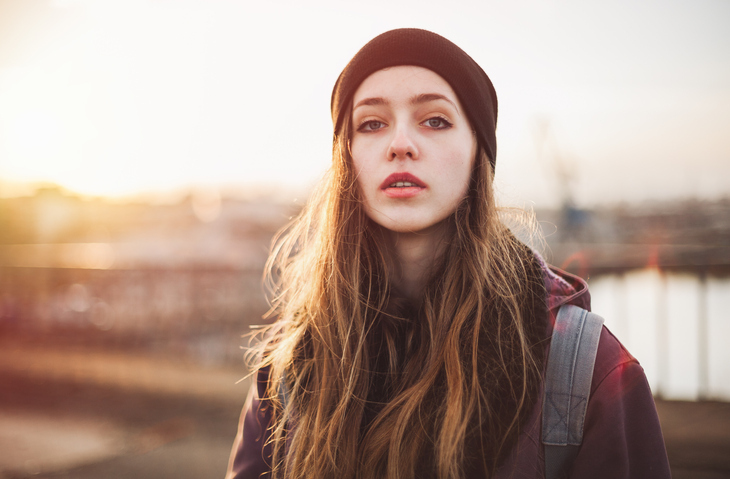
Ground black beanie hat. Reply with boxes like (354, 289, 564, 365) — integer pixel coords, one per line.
(331, 28, 498, 171)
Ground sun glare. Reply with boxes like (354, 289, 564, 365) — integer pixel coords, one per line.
(0, 0, 727, 204)
(0, 1, 212, 198)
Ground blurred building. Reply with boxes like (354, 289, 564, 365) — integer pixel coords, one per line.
(0, 187, 297, 365)
(1, 188, 729, 397)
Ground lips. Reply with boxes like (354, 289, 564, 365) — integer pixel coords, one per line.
(378, 172, 426, 199)
(379, 172, 426, 190)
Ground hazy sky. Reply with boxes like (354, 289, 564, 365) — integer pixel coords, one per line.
(0, 0, 728, 207)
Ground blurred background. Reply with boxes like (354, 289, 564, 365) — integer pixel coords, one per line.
(0, 0, 728, 478)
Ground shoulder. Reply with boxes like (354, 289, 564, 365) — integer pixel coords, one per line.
(591, 325, 640, 395)
(225, 366, 275, 479)
(573, 325, 672, 478)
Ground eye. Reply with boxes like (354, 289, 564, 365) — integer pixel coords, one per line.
(422, 116, 452, 129)
(357, 120, 386, 132)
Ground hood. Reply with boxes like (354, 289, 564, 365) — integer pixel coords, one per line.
(535, 252, 591, 313)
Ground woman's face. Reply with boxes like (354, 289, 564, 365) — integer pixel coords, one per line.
(350, 66, 477, 235)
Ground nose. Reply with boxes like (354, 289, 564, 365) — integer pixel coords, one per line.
(387, 126, 419, 161)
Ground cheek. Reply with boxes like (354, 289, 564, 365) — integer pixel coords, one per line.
(460, 136, 478, 192)
(350, 155, 377, 213)
(351, 154, 372, 191)
(444, 145, 475, 195)
(350, 142, 371, 178)
(351, 139, 387, 192)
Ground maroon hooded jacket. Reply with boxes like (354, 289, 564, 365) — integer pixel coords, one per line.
(225, 262, 671, 478)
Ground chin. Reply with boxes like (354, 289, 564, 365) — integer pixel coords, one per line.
(370, 214, 450, 236)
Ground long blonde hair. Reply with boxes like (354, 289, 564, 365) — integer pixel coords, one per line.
(253, 109, 547, 479)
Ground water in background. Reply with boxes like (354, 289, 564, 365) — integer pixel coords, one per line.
(590, 269, 730, 401)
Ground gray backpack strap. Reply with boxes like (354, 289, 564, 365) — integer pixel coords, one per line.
(542, 304, 604, 479)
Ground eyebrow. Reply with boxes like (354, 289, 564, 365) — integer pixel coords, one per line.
(353, 97, 389, 110)
(353, 93, 459, 113)
(411, 93, 458, 111)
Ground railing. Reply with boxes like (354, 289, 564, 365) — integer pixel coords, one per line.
(589, 268, 730, 401)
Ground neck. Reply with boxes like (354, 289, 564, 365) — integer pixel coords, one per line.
(383, 222, 452, 302)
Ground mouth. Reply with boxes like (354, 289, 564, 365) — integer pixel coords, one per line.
(379, 172, 426, 190)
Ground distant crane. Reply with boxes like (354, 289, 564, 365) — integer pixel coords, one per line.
(532, 117, 589, 241)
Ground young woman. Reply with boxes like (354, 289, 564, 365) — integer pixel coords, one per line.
(226, 29, 670, 479)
